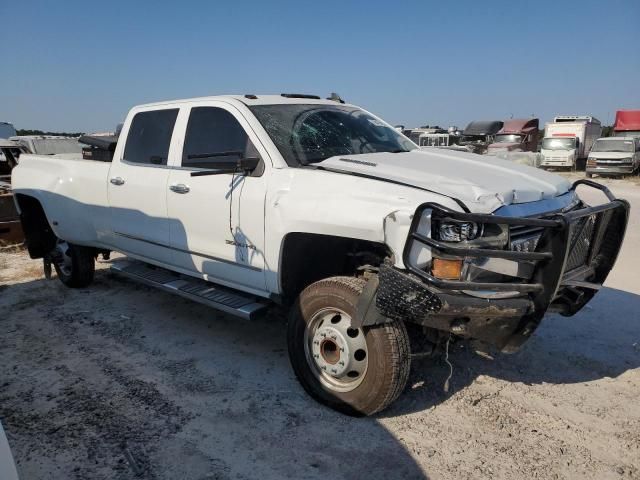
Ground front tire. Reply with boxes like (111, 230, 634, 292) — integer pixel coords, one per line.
(287, 276, 410, 416)
(52, 241, 95, 288)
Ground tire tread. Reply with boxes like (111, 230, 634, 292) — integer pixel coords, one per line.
(288, 275, 411, 416)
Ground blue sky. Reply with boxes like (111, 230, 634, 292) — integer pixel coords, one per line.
(1, 0, 638, 132)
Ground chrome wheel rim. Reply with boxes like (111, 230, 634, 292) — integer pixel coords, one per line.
(53, 241, 72, 277)
(304, 308, 368, 393)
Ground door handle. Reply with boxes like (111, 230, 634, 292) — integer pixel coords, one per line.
(110, 177, 125, 186)
(169, 183, 190, 194)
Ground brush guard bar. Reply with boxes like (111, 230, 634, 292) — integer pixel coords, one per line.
(403, 180, 628, 295)
(392, 180, 629, 351)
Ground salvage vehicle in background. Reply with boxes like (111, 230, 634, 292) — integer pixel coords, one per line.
(419, 132, 460, 148)
(586, 137, 640, 178)
(10, 135, 83, 156)
(0, 122, 18, 169)
(487, 118, 539, 154)
(0, 122, 17, 139)
(0, 141, 28, 245)
(612, 110, 640, 138)
(458, 120, 503, 154)
(540, 116, 602, 170)
(11, 94, 630, 416)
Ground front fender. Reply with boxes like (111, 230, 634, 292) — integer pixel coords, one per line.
(263, 168, 460, 293)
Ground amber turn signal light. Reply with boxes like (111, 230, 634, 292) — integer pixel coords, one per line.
(431, 258, 463, 280)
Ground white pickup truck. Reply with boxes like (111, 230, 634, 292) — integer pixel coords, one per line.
(11, 94, 630, 416)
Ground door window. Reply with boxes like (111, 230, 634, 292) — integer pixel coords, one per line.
(182, 107, 258, 169)
(123, 109, 179, 166)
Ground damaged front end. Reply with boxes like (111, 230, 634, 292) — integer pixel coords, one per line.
(359, 180, 630, 352)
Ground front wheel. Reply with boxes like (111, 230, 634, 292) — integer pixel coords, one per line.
(51, 241, 95, 288)
(287, 276, 410, 416)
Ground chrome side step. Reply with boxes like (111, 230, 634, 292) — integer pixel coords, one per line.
(110, 259, 269, 320)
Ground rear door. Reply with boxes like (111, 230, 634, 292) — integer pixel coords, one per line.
(107, 107, 180, 264)
(166, 102, 268, 292)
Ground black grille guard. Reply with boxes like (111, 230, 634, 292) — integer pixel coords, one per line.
(402, 179, 630, 300)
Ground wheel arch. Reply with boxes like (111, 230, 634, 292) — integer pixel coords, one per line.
(278, 232, 392, 303)
(14, 193, 56, 258)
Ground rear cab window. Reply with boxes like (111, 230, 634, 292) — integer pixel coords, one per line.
(123, 109, 179, 166)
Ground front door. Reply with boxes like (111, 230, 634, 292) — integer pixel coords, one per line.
(166, 103, 267, 292)
(108, 107, 180, 264)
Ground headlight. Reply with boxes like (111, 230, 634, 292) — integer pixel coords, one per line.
(435, 220, 482, 242)
(621, 157, 633, 164)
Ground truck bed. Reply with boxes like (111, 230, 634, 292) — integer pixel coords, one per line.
(11, 154, 112, 248)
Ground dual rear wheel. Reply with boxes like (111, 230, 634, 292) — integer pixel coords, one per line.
(50, 241, 95, 288)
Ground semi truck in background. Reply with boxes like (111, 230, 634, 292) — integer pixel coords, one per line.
(458, 120, 503, 154)
(487, 118, 539, 154)
(540, 116, 602, 170)
(612, 110, 640, 138)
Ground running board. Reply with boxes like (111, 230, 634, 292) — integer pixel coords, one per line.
(110, 259, 269, 320)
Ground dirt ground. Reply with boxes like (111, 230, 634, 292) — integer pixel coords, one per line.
(1, 175, 639, 480)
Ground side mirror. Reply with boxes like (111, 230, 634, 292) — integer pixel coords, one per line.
(239, 156, 260, 172)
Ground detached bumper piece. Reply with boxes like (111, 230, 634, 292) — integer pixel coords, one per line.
(377, 180, 630, 352)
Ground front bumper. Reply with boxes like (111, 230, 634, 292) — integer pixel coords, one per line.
(587, 164, 636, 176)
(541, 156, 573, 167)
(376, 180, 630, 352)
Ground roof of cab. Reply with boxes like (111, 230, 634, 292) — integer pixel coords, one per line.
(135, 94, 350, 109)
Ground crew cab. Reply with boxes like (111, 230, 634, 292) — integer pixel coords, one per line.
(11, 94, 630, 416)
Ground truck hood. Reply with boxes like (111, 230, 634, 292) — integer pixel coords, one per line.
(318, 150, 570, 213)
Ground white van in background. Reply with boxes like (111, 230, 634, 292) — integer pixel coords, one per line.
(540, 116, 602, 169)
(586, 137, 640, 178)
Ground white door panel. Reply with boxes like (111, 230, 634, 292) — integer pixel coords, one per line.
(108, 163, 172, 263)
(108, 107, 180, 264)
(166, 102, 267, 291)
(167, 171, 266, 289)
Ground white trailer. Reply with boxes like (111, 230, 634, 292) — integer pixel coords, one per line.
(540, 116, 602, 169)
